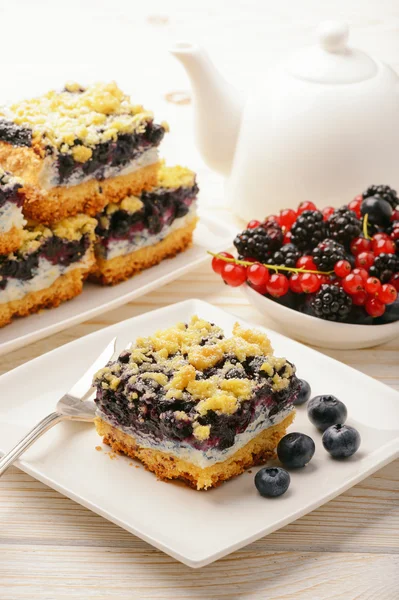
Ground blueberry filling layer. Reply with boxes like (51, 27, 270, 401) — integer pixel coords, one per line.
(0, 234, 90, 283)
(55, 122, 165, 185)
(95, 183, 198, 258)
(93, 318, 299, 463)
(0, 170, 23, 210)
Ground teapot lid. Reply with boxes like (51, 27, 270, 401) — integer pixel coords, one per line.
(285, 21, 377, 84)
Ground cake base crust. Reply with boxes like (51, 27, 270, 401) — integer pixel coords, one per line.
(0, 225, 23, 254)
(22, 162, 160, 224)
(0, 266, 88, 328)
(91, 218, 198, 285)
(95, 411, 295, 490)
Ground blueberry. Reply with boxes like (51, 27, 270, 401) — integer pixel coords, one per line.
(254, 467, 290, 497)
(361, 196, 392, 228)
(277, 432, 315, 468)
(293, 379, 311, 405)
(322, 424, 361, 458)
(307, 395, 347, 431)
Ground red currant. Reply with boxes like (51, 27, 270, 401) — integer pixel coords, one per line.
(250, 282, 268, 295)
(372, 232, 390, 243)
(289, 273, 303, 294)
(318, 274, 331, 286)
(373, 239, 395, 256)
(355, 252, 375, 270)
(297, 201, 317, 214)
(365, 297, 385, 318)
(334, 260, 351, 278)
(342, 273, 364, 294)
(390, 227, 399, 242)
(352, 268, 368, 282)
(389, 273, 399, 292)
(247, 219, 261, 229)
(211, 252, 233, 275)
(296, 255, 318, 271)
(247, 263, 270, 287)
(266, 274, 289, 297)
(352, 290, 368, 306)
(283, 231, 292, 245)
(380, 284, 397, 305)
(221, 263, 247, 287)
(300, 273, 321, 293)
(322, 206, 335, 221)
(365, 276, 381, 295)
(391, 209, 399, 221)
(350, 237, 372, 256)
(279, 209, 297, 230)
(348, 195, 363, 218)
(264, 215, 280, 225)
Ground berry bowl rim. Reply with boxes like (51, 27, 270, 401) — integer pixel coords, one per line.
(242, 284, 399, 350)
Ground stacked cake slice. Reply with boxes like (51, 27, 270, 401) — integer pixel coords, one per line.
(0, 82, 199, 326)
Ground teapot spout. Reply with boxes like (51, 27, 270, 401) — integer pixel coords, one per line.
(170, 42, 244, 176)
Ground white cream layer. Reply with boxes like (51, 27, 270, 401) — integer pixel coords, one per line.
(0, 251, 91, 304)
(104, 205, 197, 260)
(0, 201, 26, 233)
(38, 147, 159, 190)
(97, 405, 293, 469)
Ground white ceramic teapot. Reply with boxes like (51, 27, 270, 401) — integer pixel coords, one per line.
(170, 22, 399, 221)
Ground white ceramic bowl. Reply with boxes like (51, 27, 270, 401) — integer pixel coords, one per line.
(242, 285, 399, 350)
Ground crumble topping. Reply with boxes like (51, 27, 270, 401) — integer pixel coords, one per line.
(93, 317, 297, 443)
(156, 164, 196, 190)
(0, 82, 165, 160)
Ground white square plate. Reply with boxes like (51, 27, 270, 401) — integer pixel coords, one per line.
(0, 214, 235, 356)
(0, 299, 398, 568)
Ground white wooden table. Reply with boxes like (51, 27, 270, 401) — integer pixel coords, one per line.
(1, 1, 399, 598)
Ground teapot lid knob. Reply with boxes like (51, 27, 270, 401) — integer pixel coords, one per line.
(317, 21, 349, 53)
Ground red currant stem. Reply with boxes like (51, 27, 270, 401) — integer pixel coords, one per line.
(207, 251, 334, 275)
(362, 213, 372, 240)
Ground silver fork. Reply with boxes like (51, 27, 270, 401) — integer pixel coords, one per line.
(0, 336, 118, 477)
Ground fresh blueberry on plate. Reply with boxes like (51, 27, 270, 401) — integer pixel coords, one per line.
(294, 379, 311, 405)
(254, 467, 290, 497)
(322, 424, 361, 458)
(277, 432, 315, 468)
(307, 395, 347, 431)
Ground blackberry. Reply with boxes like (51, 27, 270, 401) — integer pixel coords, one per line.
(363, 185, 398, 210)
(369, 253, 399, 283)
(267, 243, 301, 270)
(328, 207, 361, 248)
(290, 210, 327, 251)
(312, 239, 347, 271)
(234, 222, 283, 262)
(311, 284, 352, 322)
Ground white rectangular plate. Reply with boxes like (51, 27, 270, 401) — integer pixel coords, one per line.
(0, 299, 398, 568)
(0, 214, 235, 356)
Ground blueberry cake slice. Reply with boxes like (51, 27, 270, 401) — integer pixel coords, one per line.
(91, 165, 198, 285)
(93, 316, 298, 489)
(0, 214, 96, 327)
(0, 82, 167, 224)
(0, 168, 25, 254)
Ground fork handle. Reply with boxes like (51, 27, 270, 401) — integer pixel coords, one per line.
(0, 411, 64, 477)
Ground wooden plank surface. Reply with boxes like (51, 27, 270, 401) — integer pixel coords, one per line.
(1, 1, 399, 598)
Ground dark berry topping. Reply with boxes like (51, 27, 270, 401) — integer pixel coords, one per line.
(310, 283, 352, 322)
(312, 239, 347, 272)
(234, 222, 283, 262)
(328, 207, 362, 248)
(0, 119, 32, 147)
(290, 210, 327, 251)
(363, 185, 398, 210)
